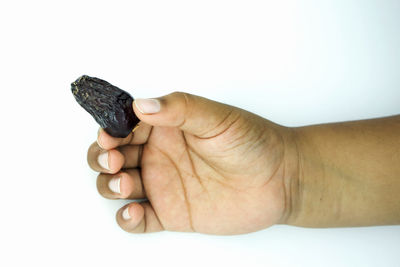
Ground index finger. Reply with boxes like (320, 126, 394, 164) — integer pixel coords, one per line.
(97, 122, 153, 150)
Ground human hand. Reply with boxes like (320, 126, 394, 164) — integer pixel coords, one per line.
(87, 92, 299, 235)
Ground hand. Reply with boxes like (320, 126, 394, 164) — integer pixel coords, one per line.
(87, 92, 299, 235)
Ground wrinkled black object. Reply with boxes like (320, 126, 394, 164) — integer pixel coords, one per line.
(71, 75, 139, 138)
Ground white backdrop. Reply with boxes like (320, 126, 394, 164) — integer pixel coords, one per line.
(0, 0, 399, 266)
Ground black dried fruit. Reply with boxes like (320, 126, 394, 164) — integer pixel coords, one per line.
(71, 75, 139, 138)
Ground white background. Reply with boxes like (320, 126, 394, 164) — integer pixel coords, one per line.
(0, 0, 399, 266)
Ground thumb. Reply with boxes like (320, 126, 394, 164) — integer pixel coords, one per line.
(132, 92, 237, 138)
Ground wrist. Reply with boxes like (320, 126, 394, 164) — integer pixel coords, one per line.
(282, 125, 335, 227)
(285, 118, 400, 227)
(276, 126, 304, 225)
(279, 125, 328, 227)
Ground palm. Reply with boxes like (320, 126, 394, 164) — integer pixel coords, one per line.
(141, 114, 287, 235)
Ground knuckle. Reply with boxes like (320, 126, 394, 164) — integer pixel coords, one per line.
(87, 142, 97, 157)
(168, 91, 194, 127)
(96, 173, 117, 199)
(169, 91, 186, 98)
(96, 174, 105, 194)
(169, 91, 192, 107)
(87, 142, 100, 170)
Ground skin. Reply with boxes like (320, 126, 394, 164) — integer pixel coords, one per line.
(87, 92, 400, 234)
(290, 116, 400, 227)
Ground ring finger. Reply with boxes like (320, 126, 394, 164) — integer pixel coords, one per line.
(97, 168, 146, 199)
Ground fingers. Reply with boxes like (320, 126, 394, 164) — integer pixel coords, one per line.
(133, 92, 238, 138)
(118, 145, 143, 169)
(87, 142, 143, 173)
(97, 168, 146, 199)
(87, 142, 125, 174)
(97, 122, 153, 150)
(116, 202, 164, 233)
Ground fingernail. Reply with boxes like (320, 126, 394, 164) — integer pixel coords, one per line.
(98, 151, 109, 170)
(134, 98, 161, 114)
(122, 207, 131, 220)
(108, 177, 121, 194)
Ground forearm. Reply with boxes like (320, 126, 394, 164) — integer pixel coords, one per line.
(288, 115, 400, 227)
